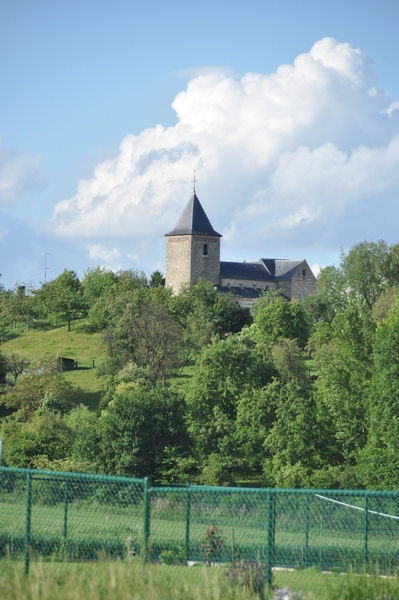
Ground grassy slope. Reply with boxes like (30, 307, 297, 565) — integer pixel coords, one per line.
(0, 320, 106, 408)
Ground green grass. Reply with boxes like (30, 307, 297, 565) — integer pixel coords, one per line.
(2, 559, 399, 599)
(0, 320, 106, 407)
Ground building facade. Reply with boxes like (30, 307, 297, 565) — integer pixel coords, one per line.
(165, 193, 317, 306)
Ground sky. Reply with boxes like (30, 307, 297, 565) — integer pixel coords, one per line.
(1, 0, 399, 289)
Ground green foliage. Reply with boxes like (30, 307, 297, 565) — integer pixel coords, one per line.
(1, 411, 73, 468)
(102, 288, 182, 384)
(97, 383, 188, 479)
(171, 280, 248, 362)
(341, 240, 393, 309)
(303, 265, 347, 324)
(252, 293, 310, 348)
(36, 270, 87, 330)
(186, 331, 274, 471)
(314, 301, 375, 465)
(263, 381, 320, 487)
(82, 266, 117, 308)
(357, 300, 399, 488)
(148, 270, 165, 287)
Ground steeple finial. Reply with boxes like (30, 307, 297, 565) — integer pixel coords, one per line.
(192, 169, 197, 193)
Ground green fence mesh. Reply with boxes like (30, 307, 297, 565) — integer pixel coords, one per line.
(2, 466, 399, 585)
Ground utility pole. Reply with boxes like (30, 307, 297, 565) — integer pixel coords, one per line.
(44, 252, 51, 282)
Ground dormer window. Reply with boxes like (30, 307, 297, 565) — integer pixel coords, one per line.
(203, 243, 208, 256)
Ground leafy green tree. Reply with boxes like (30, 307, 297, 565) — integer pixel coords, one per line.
(263, 381, 320, 487)
(235, 380, 280, 475)
(314, 300, 375, 465)
(1, 358, 79, 418)
(303, 265, 347, 324)
(82, 266, 117, 308)
(171, 280, 247, 362)
(252, 293, 310, 347)
(103, 291, 183, 385)
(0, 285, 35, 331)
(5, 353, 30, 382)
(0, 351, 7, 385)
(186, 331, 275, 475)
(148, 270, 165, 288)
(36, 270, 87, 330)
(0, 412, 73, 468)
(97, 383, 188, 479)
(341, 241, 392, 310)
(357, 300, 399, 488)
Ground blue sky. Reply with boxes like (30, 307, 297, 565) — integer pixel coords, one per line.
(1, 0, 399, 288)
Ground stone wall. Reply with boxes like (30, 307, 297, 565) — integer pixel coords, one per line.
(289, 260, 317, 300)
(190, 235, 220, 286)
(165, 235, 192, 294)
(165, 234, 220, 294)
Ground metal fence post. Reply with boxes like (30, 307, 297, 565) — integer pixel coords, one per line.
(185, 489, 191, 563)
(364, 493, 369, 566)
(63, 480, 68, 539)
(265, 490, 275, 588)
(24, 471, 32, 575)
(143, 477, 151, 564)
(304, 494, 310, 567)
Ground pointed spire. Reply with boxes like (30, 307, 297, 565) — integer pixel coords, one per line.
(166, 192, 222, 237)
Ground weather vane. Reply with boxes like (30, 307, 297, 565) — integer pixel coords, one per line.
(192, 169, 197, 193)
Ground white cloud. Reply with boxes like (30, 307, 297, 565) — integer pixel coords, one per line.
(0, 142, 44, 204)
(87, 244, 122, 271)
(52, 37, 399, 260)
(127, 253, 140, 264)
(310, 264, 322, 278)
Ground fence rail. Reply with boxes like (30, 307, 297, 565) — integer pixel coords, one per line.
(1, 466, 399, 582)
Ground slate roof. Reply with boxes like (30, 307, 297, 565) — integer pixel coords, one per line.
(166, 193, 222, 237)
(220, 259, 304, 282)
(220, 261, 274, 282)
(260, 259, 304, 280)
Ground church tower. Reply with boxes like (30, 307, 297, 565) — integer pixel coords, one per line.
(165, 192, 222, 294)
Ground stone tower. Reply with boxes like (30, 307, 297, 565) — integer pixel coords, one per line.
(165, 192, 222, 294)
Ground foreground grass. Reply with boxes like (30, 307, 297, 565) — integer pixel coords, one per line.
(0, 560, 259, 600)
(2, 560, 399, 599)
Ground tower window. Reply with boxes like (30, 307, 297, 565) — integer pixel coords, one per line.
(203, 243, 208, 256)
(302, 269, 306, 277)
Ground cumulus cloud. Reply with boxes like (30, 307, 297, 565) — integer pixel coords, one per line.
(87, 244, 122, 271)
(0, 143, 44, 204)
(51, 37, 399, 260)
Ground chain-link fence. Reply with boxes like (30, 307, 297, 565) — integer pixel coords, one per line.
(2, 466, 399, 584)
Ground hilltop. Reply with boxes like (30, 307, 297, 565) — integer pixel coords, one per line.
(0, 320, 106, 408)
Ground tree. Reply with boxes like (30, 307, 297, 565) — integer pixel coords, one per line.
(0, 351, 7, 385)
(1, 359, 79, 417)
(341, 241, 392, 310)
(0, 412, 73, 468)
(357, 299, 399, 488)
(82, 266, 117, 308)
(36, 270, 87, 330)
(97, 383, 188, 479)
(148, 270, 165, 288)
(185, 331, 275, 475)
(171, 280, 248, 362)
(314, 300, 375, 465)
(5, 353, 30, 382)
(103, 293, 183, 385)
(303, 265, 347, 324)
(263, 381, 320, 487)
(252, 293, 310, 348)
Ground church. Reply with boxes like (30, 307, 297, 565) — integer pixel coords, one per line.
(165, 192, 317, 308)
